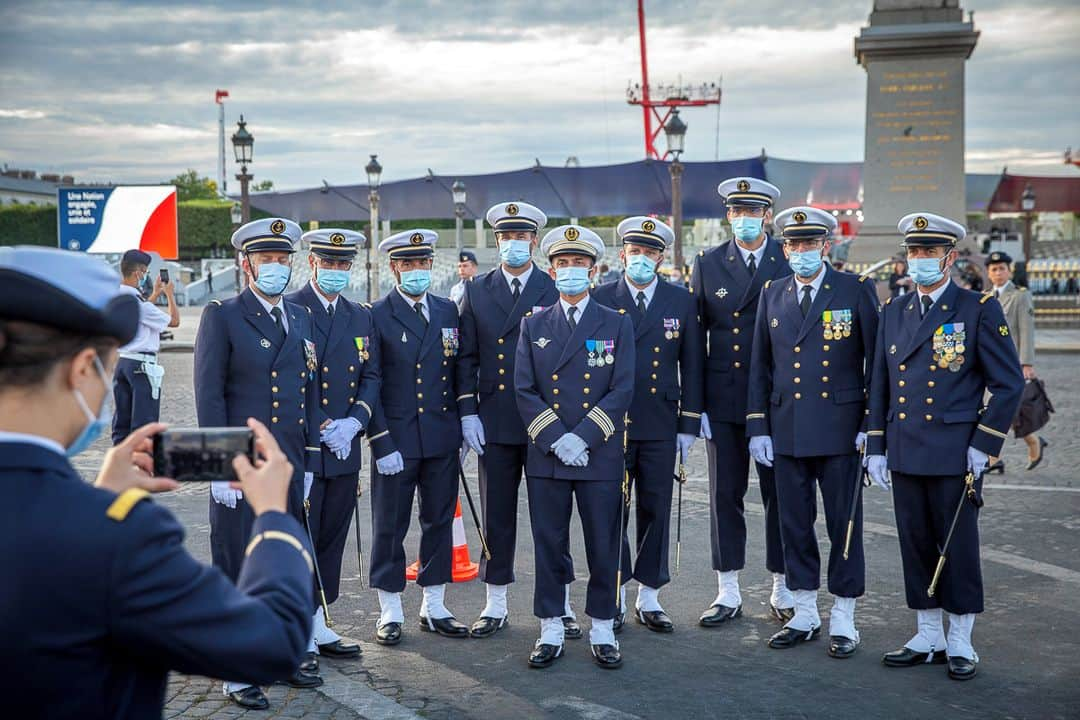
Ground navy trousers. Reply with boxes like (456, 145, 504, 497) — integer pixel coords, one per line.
(111, 357, 160, 445)
(369, 454, 456, 592)
(477, 442, 526, 585)
(773, 453, 865, 598)
(892, 471, 984, 615)
(308, 471, 359, 604)
(619, 439, 676, 589)
(706, 421, 784, 574)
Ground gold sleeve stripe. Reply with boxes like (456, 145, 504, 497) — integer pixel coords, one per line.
(357, 401, 371, 416)
(680, 410, 702, 419)
(745, 412, 765, 420)
(457, 393, 475, 402)
(527, 409, 556, 435)
(866, 430, 884, 436)
(977, 423, 1007, 439)
(367, 430, 389, 442)
(305, 446, 321, 452)
(586, 407, 615, 439)
(246, 530, 314, 573)
(528, 410, 559, 440)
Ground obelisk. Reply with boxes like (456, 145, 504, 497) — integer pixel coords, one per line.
(852, 1, 979, 262)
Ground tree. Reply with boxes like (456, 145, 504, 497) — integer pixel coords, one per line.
(252, 179, 275, 192)
(167, 169, 219, 201)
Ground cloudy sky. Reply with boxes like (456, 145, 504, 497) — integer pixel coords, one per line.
(1, 0, 1077, 190)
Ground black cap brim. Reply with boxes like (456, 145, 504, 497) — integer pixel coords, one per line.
(0, 269, 140, 344)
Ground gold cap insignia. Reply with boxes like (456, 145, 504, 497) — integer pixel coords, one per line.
(410, 232, 425, 245)
(506, 203, 519, 216)
(642, 220, 656, 233)
(564, 227, 580, 241)
(270, 219, 286, 235)
(793, 211, 807, 224)
(330, 232, 346, 245)
(737, 180, 750, 192)
(914, 216, 929, 231)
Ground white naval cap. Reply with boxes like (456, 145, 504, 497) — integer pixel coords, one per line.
(717, 177, 781, 208)
(616, 216, 674, 251)
(379, 229, 438, 259)
(303, 228, 365, 258)
(486, 201, 547, 233)
(898, 212, 967, 247)
(231, 217, 302, 254)
(540, 225, 605, 261)
(774, 206, 838, 240)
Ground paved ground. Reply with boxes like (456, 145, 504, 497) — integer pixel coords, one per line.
(73, 351, 1080, 719)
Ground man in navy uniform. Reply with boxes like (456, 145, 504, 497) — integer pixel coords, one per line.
(458, 201, 579, 639)
(194, 218, 325, 708)
(515, 225, 635, 669)
(592, 216, 704, 633)
(287, 228, 380, 664)
(367, 229, 470, 645)
(746, 207, 880, 657)
(690, 177, 794, 627)
(865, 213, 1023, 681)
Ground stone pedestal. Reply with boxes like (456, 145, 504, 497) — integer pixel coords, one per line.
(852, 1, 978, 262)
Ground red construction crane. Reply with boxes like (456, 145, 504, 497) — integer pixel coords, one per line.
(626, 0, 721, 160)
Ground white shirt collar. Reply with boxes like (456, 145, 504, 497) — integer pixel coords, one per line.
(560, 294, 590, 322)
(918, 279, 951, 305)
(0, 431, 66, 456)
(397, 287, 429, 314)
(309, 281, 338, 312)
(735, 240, 766, 265)
(252, 290, 288, 330)
(994, 280, 1013, 293)
(793, 265, 828, 299)
(501, 263, 533, 292)
(624, 275, 659, 307)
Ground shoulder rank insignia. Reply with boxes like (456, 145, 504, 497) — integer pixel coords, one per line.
(534, 337, 551, 349)
(209, 299, 222, 306)
(106, 488, 150, 522)
(980, 293, 993, 304)
(764, 280, 772, 288)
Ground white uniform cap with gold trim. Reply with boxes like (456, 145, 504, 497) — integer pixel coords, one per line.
(898, 212, 966, 247)
(540, 225, 604, 261)
(378, 228, 438, 259)
(303, 228, 365, 258)
(616, 216, 673, 251)
(231, 217, 302, 254)
(774, 206, 838, 240)
(485, 201, 547, 234)
(717, 177, 780, 208)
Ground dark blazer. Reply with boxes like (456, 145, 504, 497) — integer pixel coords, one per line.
(691, 238, 793, 424)
(592, 277, 704, 441)
(747, 267, 880, 457)
(457, 266, 560, 445)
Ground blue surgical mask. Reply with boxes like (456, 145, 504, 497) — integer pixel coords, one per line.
(787, 248, 824, 278)
(731, 216, 764, 242)
(315, 268, 349, 295)
(253, 262, 291, 296)
(625, 254, 658, 285)
(499, 239, 533, 268)
(399, 268, 432, 296)
(67, 355, 113, 457)
(908, 257, 946, 286)
(554, 266, 591, 295)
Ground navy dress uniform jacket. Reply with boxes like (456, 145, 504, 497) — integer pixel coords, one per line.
(592, 278, 704, 440)
(514, 301, 635, 482)
(367, 290, 466, 460)
(457, 267, 560, 443)
(747, 267, 880, 456)
(1, 444, 313, 720)
(866, 283, 1024, 474)
(286, 284, 381, 476)
(691, 238, 792, 424)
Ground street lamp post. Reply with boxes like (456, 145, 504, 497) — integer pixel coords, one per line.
(231, 115, 254, 223)
(230, 201, 243, 292)
(664, 109, 688, 273)
(452, 179, 467, 255)
(1021, 182, 1036, 262)
(365, 154, 383, 302)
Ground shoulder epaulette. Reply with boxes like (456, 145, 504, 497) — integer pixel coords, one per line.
(764, 280, 772, 288)
(884, 297, 892, 305)
(980, 293, 993, 304)
(1018, 286, 1027, 293)
(209, 299, 222, 306)
(858, 275, 868, 283)
(361, 302, 373, 308)
(699, 250, 705, 257)
(305, 306, 312, 313)
(106, 488, 150, 522)
(618, 308, 627, 314)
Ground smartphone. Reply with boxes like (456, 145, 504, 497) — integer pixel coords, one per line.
(159, 268, 170, 283)
(152, 427, 254, 482)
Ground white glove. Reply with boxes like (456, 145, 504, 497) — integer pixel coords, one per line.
(855, 432, 867, 452)
(966, 446, 989, 478)
(334, 444, 351, 461)
(376, 451, 405, 476)
(570, 449, 590, 467)
(677, 433, 696, 464)
(749, 435, 774, 467)
(303, 471, 314, 500)
(321, 417, 362, 453)
(461, 414, 486, 456)
(552, 433, 588, 466)
(211, 480, 242, 509)
(699, 412, 713, 441)
(866, 454, 890, 490)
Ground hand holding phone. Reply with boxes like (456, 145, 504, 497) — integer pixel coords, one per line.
(230, 418, 292, 515)
(95, 422, 180, 495)
(159, 268, 170, 284)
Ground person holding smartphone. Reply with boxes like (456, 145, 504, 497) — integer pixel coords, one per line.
(0, 246, 314, 720)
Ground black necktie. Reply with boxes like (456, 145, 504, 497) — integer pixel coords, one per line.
(636, 291, 647, 315)
(567, 305, 578, 332)
(994, 288, 1001, 299)
(921, 295, 933, 317)
(799, 285, 812, 317)
(270, 306, 286, 343)
(327, 303, 334, 320)
(414, 301, 427, 328)
(746, 253, 757, 276)
(511, 278, 521, 302)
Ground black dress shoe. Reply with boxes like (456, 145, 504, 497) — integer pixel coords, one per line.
(828, 635, 858, 658)
(319, 639, 361, 658)
(882, 646, 948, 667)
(770, 604, 795, 623)
(562, 616, 583, 640)
(1027, 437, 1049, 471)
(419, 615, 470, 638)
(636, 609, 674, 633)
(376, 622, 402, 646)
(528, 642, 564, 668)
(300, 651, 319, 673)
(591, 643, 622, 669)
(228, 686, 269, 710)
(947, 655, 977, 680)
(613, 611, 625, 634)
(470, 615, 508, 638)
(699, 603, 741, 627)
(284, 669, 324, 688)
(768, 625, 821, 649)
(985, 459, 1005, 475)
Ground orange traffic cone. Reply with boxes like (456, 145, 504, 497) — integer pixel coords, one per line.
(405, 499, 479, 582)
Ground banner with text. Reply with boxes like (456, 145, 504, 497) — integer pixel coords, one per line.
(57, 185, 178, 258)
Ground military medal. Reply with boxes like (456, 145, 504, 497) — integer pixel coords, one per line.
(604, 340, 615, 365)
(401, 331, 408, 343)
(304, 339, 318, 377)
(354, 336, 370, 362)
(585, 339, 597, 367)
(441, 327, 459, 357)
(933, 323, 966, 372)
